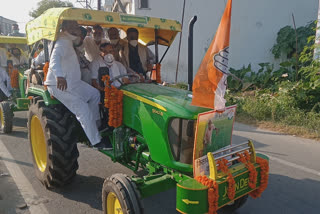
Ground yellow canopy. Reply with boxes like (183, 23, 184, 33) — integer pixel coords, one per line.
(26, 7, 181, 46)
(0, 36, 27, 44)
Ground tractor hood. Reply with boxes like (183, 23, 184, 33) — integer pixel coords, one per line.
(121, 83, 209, 119)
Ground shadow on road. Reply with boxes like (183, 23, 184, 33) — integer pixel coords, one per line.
(52, 174, 104, 211)
(0, 157, 33, 167)
(13, 117, 28, 128)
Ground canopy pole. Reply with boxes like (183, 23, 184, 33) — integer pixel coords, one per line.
(174, 0, 186, 83)
(155, 29, 159, 63)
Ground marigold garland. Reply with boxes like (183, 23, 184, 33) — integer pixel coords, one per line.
(43, 62, 49, 82)
(195, 175, 219, 214)
(8, 64, 19, 89)
(155, 63, 161, 83)
(249, 157, 269, 199)
(237, 152, 257, 189)
(217, 158, 236, 200)
(102, 75, 123, 128)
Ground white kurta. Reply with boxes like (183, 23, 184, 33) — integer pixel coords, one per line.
(45, 32, 101, 145)
(89, 58, 127, 88)
(0, 48, 11, 97)
(83, 36, 108, 62)
(10, 55, 28, 67)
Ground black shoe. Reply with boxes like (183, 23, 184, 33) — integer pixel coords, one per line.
(92, 141, 112, 150)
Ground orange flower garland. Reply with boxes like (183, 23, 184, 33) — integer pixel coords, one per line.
(43, 62, 49, 82)
(8, 64, 19, 89)
(237, 151, 257, 189)
(249, 157, 269, 198)
(102, 75, 123, 128)
(217, 158, 236, 200)
(195, 175, 219, 214)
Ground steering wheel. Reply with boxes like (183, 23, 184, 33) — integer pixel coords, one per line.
(109, 73, 143, 86)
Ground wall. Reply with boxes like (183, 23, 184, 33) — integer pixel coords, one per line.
(129, 0, 318, 83)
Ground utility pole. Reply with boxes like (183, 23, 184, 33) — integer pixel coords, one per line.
(97, 0, 101, 10)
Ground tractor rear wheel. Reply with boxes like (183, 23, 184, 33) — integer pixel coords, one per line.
(0, 101, 13, 133)
(27, 98, 79, 188)
(102, 173, 143, 214)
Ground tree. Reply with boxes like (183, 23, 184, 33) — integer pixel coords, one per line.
(29, 0, 73, 19)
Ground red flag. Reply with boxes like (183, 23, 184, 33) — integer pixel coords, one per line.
(191, 0, 232, 110)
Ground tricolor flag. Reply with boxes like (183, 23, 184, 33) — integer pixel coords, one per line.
(191, 0, 233, 110)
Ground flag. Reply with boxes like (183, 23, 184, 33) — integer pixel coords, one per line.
(191, 0, 233, 110)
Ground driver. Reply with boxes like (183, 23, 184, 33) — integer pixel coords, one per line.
(89, 42, 130, 90)
(10, 47, 28, 67)
(44, 20, 107, 149)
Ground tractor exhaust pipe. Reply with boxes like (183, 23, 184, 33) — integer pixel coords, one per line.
(188, 16, 197, 91)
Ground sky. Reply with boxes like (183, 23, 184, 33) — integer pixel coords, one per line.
(0, 0, 102, 33)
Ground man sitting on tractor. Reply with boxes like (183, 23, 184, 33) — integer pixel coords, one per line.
(83, 25, 108, 62)
(0, 44, 12, 99)
(120, 28, 155, 77)
(10, 47, 28, 67)
(107, 27, 127, 62)
(44, 20, 108, 149)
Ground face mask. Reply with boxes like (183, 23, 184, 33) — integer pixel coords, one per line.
(129, 40, 138, 47)
(104, 54, 114, 67)
(110, 39, 119, 45)
(94, 35, 102, 42)
(73, 37, 81, 46)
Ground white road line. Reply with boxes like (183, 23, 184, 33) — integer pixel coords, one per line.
(0, 139, 49, 214)
(265, 153, 320, 177)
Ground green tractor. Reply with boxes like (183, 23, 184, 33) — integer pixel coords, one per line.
(25, 8, 269, 214)
(0, 36, 30, 133)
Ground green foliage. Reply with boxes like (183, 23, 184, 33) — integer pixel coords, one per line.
(271, 22, 316, 59)
(29, 0, 73, 19)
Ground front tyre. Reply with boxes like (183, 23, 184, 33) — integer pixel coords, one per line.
(221, 195, 248, 213)
(102, 174, 143, 214)
(0, 101, 13, 133)
(27, 98, 79, 188)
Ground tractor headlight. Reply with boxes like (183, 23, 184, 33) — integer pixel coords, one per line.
(168, 118, 196, 164)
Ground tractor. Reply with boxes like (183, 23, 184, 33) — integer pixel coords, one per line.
(0, 36, 30, 133)
(25, 8, 269, 214)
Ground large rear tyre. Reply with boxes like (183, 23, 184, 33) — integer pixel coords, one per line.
(221, 195, 248, 213)
(0, 101, 13, 133)
(102, 174, 143, 214)
(27, 98, 79, 188)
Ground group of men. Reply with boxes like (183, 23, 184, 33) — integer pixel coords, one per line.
(44, 20, 155, 149)
(0, 43, 28, 99)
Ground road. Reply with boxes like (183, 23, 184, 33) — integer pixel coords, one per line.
(0, 111, 320, 214)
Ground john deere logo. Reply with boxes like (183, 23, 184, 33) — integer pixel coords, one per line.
(105, 15, 114, 22)
(154, 25, 160, 30)
(160, 18, 166, 23)
(83, 13, 92, 20)
(120, 15, 147, 24)
(170, 26, 176, 31)
(137, 24, 144, 28)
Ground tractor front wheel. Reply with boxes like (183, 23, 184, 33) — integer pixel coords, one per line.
(221, 195, 248, 213)
(102, 174, 143, 214)
(0, 101, 13, 133)
(27, 98, 79, 188)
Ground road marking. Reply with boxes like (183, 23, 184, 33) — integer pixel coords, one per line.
(0, 139, 49, 214)
(265, 154, 320, 177)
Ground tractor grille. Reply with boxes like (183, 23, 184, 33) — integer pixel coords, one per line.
(168, 118, 196, 164)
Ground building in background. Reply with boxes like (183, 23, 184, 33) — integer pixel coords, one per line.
(0, 16, 17, 36)
(112, 0, 318, 83)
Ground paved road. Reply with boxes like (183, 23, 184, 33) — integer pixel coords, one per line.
(0, 111, 320, 214)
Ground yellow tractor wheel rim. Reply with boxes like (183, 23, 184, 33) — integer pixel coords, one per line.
(30, 115, 47, 172)
(107, 192, 123, 214)
(0, 108, 4, 127)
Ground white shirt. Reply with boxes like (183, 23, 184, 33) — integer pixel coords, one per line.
(83, 36, 108, 62)
(89, 57, 127, 88)
(10, 55, 28, 66)
(45, 32, 81, 88)
(0, 48, 7, 68)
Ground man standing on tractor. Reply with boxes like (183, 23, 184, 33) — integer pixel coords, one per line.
(107, 27, 127, 62)
(83, 25, 108, 62)
(44, 20, 107, 149)
(120, 28, 155, 77)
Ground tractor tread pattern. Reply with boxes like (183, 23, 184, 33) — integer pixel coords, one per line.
(28, 99, 79, 188)
(0, 101, 13, 133)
